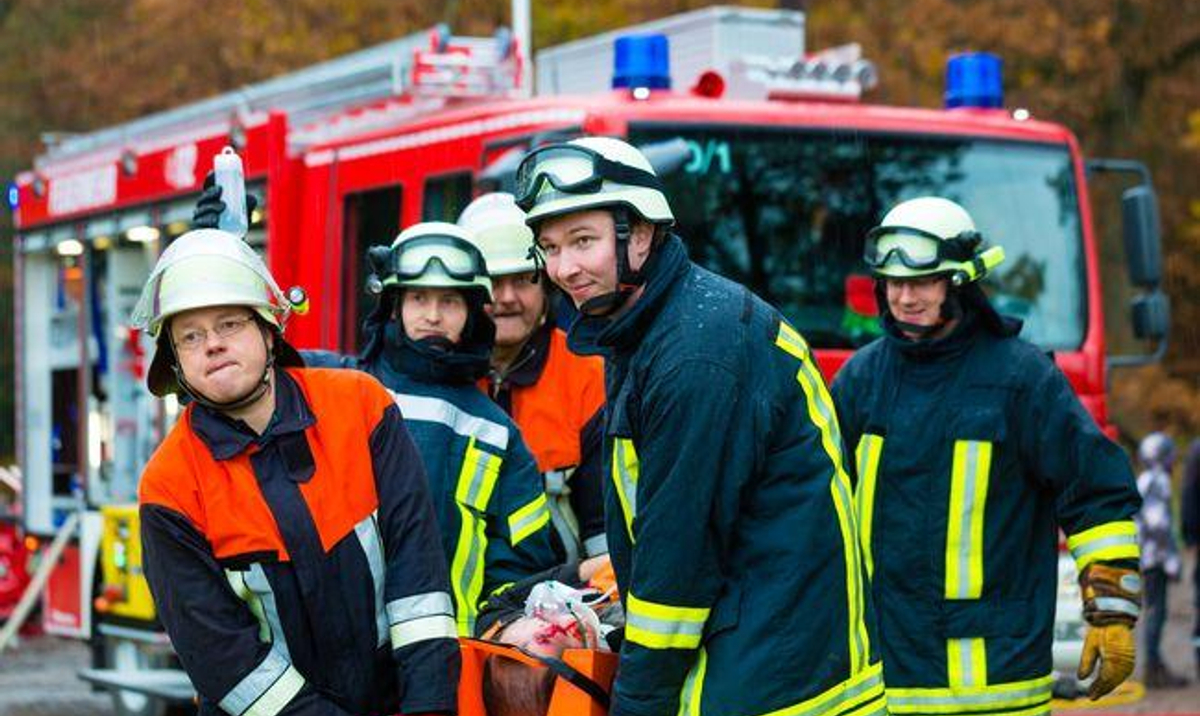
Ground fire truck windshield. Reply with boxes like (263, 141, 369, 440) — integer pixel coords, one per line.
(628, 125, 1087, 351)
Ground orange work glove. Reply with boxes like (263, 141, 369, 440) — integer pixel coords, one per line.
(1076, 563, 1140, 699)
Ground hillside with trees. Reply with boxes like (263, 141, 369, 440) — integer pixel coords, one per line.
(1, 0, 1197, 459)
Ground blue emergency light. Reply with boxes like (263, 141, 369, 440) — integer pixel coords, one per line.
(945, 52, 1003, 109)
(6, 183, 18, 211)
(612, 34, 671, 90)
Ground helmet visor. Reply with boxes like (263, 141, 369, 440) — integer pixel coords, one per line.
(514, 144, 663, 212)
(863, 226, 978, 271)
(391, 234, 488, 281)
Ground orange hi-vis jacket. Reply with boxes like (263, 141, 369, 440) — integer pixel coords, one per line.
(482, 322, 607, 560)
(139, 368, 459, 716)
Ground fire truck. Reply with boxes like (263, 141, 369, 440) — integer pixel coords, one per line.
(4, 4, 1167, 714)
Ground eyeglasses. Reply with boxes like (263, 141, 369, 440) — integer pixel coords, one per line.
(863, 225, 980, 270)
(172, 314, 256, 352)
(514, 144, 663, 212)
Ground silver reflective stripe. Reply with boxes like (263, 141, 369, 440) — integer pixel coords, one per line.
(544, 469, 570, 495)
(798, 358, 844, 448)
(387, 591, 457, 649)
(783, 668, 885, 716)
(614, 439, 638, 520)
(509, 495, 551, 546)
(244, 566, 290, 661)
(219, 650, 305, 716)
(953, 442, 984, 599)
(888, 680, 1051, 708)
(830, 467, 867, 668)
(353, 512, 389, 647)
(954, 638, 979, 687)
(452, 444, 502, 635)
(1094, 597, 1140, 618)
(583, 533, 609, 557)
(549, 496, 581, 563)
(1071, 533, 1138, 561)
(461, 450, 497, 510)
(393, 392, 509, 450)
(387, 592, 455, 625)
(625, 611, 706, 642)
(390, 614, 458, 649)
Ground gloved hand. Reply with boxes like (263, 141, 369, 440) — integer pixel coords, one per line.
(191, 171, 259, 230)
(1078, 623, 1135, 699)
(1076, 562, 1140, 699)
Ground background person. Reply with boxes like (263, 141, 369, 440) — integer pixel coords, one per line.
(831, 197, 1144, 711)
(517, 136, 884, 716)
(1135, 431, 1188, 688)
(458, 192, 607, 563)
(133, 228, 459, 716)
(304, 222, 559, 636)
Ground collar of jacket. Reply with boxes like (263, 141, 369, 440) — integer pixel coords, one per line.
(567, 233, 690, 356)
(380, 322, 491, 385)
(190, 368, 316, 461)
(490, 319, 554, 389)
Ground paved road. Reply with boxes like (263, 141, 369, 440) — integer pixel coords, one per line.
(0, 634, 109, 716)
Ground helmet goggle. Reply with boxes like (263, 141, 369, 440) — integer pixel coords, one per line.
(863, 225, 981, 271)
(514, 144, 664, 212)
(381, 234, 489, 282)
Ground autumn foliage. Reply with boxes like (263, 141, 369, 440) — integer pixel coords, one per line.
(0, 0, 1197, 453)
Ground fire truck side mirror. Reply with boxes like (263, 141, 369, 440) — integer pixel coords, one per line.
(1120, 184, 1162, 288)
(1130, 290, 1169, 342)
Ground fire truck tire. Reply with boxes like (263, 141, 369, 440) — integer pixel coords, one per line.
(104, 638, 193, 716)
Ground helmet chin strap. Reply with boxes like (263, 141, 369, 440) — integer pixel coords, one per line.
(578, 208, 647, 317)
(172, 324, 276, 413)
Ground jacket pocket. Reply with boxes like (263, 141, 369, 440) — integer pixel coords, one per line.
(943, 597, 1034, 638)
(703, 583, 742, 642)
(951, 406, 1007, 443)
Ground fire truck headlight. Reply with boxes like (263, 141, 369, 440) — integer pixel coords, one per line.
(56, 238, 85, 257)
(126, 225, 161, 243)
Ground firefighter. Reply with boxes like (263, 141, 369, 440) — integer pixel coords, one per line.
(132, 229, 459, 716)
(830, 197, 1143, 712)
(457, 192, 607, 564)
(515, 136, 885, 716)
(304, 222, 559, 636)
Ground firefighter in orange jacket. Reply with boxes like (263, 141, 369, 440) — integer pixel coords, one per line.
(132, 229, 459, 716)
(459, 193, 608, 563)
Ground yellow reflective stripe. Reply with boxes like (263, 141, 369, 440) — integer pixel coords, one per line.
(947, 637, 988, 688)
(225, 569, 269, 643)
(1066, 520, 1139, 570)
(754, 661, 885, 716)
(508, 493, 551, 546)
(626, 593, 711, 650)
(887, 674, 1052, 714)
(781, 324, 867, 673)
(677, 647, 708, 716)
(450, 438, 502, 635)
(829, 470, 866, 674)
(854, 434, 884, 580)
(945, 440, 992, 600)
(775, 320, 810, 360)
(611, 438, 639, 542)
